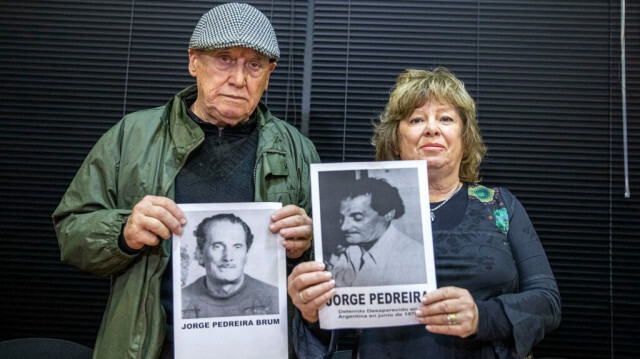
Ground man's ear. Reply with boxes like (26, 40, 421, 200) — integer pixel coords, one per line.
(268, 61, 277, 74)
(263, 61, 277, 90)
(194, 248, 204, 267)
(384, 209, 396, 221)
(188, 49, 198, 77)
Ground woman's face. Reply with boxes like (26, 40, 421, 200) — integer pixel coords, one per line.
(397, 100, 463, 177)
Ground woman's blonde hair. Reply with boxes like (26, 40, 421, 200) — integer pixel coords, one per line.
(372, 67, 486, 183)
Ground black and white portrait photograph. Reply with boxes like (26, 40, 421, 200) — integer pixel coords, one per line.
(180, 212, 279, 319)
(311, 161, 437, 329)
(319, 167, 426, 287)
(172, 202, 288, 359)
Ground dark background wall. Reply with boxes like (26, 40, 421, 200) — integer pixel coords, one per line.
(1, 1, 638, 358)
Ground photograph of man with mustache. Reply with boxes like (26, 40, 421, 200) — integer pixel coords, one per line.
(182, 213, 279, 318)
(326, 176, 427, 287)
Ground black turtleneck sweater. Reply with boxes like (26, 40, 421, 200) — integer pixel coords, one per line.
(160, 105, 259, 357)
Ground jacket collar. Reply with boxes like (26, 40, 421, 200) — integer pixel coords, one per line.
(161, 84, 285, 162)
(161, 85, 281, 155)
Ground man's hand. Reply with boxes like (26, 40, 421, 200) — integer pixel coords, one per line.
(288, 261, 335, 323)
(270, 204, 312, 259)
(123, 195, 186, 250)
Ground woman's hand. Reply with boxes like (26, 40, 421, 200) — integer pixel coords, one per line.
(270, 205, 313, 259)
(287, 261, 336, 323)
(416, 286, 479, 338)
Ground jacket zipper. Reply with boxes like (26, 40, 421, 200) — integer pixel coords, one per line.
(137, 135, 204, 359)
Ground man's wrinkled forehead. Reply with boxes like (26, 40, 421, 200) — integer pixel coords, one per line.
(204, 219, 246, 241)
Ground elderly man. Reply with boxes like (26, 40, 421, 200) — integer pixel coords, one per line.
(52, 3, 319, 359)
(327, 177, 427, 287)
(182, 214, 279, 318)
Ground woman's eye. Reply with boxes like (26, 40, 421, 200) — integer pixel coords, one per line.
(440, 116, 453, 122)
(409, 117, 423, 124)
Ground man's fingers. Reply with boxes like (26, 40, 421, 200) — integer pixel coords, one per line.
(282, 237, 311, 259)
(125, 214, 164, 248)
(270, 205, 312, 259)
(123, 217, 164, 249)
(148, 196, 186, 223)
(141, 215, 173, 240)
(135, 230, 162, 247)
(140, 196, 185, 235)
(127, 212, 172, 241)
(124, 196, 187, 249)
(271, 204, 306, 222)
(278, 224, 312, 240)
(270, 205, 311, 235)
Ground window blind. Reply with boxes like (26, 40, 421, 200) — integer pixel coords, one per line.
(0, 0, 637, 357)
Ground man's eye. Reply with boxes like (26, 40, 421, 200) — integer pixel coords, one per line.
(352, 214, 363, 221)
(217, 56, 232, 63)
(248, 61, 262, 69)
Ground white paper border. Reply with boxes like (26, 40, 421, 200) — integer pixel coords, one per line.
(172, 202, 287, 359)
(311, 160, 437, 329)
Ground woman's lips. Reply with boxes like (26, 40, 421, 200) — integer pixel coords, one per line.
(421, 143, 445, 150)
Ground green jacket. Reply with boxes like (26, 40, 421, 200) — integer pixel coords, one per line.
(52, 85, 320, 359)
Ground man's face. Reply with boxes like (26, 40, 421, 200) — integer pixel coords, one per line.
(202, 220, 248, 285)
(188, 47, 277, 128)
(339, 194, 391, 245)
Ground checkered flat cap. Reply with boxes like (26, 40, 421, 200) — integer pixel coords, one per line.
(189, 2, 280, 61)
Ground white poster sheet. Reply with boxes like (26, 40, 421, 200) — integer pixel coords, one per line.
(311, 160, 437, 329)
(172, 202, 288, 359)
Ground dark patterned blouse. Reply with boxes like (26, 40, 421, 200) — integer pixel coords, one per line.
(294, 184, 561, 359)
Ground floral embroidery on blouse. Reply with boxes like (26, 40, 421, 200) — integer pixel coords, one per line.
(468, 185, 495, 202)
(469, 185, 509, 234)
(493, 207, 509, 235)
